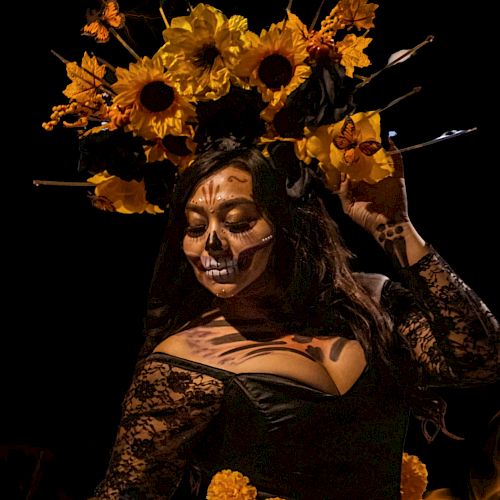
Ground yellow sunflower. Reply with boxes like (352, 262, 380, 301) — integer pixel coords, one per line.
(305, 111, 394, 188)
(234, 13, 311, 121)
(112, 56, 195, 140)
(158, 3, 252, 100)
(88, 171, 163, 214)
(144, 129, 196, 172)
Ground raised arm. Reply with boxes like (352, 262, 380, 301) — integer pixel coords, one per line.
(91, 355, 224, 499)
(338, 153, 499, 386)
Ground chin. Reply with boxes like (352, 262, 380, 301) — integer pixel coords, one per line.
(204, 279, 245, 298)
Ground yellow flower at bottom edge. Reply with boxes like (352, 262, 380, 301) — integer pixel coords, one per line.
(88, 172, 163, 215)
(207, 470, 257, 500)
(400, 452, 428, 500)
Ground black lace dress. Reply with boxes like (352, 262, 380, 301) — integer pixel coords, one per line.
(92, 250, 499, 499)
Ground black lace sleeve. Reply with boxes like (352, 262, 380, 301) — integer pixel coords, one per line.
(91, 356, 224, 499)
(383, 248, 500, 387)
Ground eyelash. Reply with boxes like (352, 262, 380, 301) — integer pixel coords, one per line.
(185, 225, 206, 238)
(185, 220, 256, 237)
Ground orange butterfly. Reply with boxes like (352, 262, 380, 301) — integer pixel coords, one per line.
(333, 116, 382, 165)
(83, 0, 125, 43)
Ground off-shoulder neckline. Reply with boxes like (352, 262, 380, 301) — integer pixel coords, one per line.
(148, 351, 370, 397)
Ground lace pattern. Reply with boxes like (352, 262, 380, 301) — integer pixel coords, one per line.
(91, 249, 499, 496)
(92, 356, 224, 499)
(386, 248, 499, 387)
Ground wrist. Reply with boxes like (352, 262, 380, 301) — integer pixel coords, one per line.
(374, 220, 429, 267)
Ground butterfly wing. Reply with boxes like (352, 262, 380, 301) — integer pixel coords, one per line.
(358, 140, 382, 156)
(103, 0, 125, 29)
(83, 21, 110, 43)
(333, 116, 356, 150)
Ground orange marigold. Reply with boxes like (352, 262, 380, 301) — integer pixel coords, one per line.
(400, 452, 428, 500)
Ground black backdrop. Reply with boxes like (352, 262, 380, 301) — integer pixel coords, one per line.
(6, 0, 498, 498)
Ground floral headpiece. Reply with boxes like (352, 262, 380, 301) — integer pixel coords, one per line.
(39, 0, 475, 214)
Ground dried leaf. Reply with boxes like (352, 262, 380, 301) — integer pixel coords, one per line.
(337, 34, 372, 77)
(63, 52, 106, 103)
(334, 0, 378, 31)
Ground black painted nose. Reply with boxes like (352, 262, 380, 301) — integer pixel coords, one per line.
(205, 231, 223, 252)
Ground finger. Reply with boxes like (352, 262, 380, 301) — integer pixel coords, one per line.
(337, 172, 350, 196)
(387, 137, 404, 179)
(336, 173, 353, 210)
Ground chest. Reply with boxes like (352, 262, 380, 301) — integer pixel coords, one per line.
(155, 322, 367, 395)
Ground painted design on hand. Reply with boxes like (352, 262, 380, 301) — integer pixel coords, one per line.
(376, 222, 409, 267)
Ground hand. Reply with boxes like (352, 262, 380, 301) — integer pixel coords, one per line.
(336, 146, 409, 236)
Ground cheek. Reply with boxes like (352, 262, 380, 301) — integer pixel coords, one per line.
(230, 234, 274, 272)
(183, 235, 205, 259)
(228, 220, 273, 259)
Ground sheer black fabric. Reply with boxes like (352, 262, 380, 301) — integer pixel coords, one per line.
(92, 249, 499, 499)
(92, 357, 225, 499)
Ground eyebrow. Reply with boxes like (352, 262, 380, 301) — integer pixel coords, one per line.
(185, 197, 256, 214)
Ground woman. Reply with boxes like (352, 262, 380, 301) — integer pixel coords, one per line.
(90, 144, 499, 499)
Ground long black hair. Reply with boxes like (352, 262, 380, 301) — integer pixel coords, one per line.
(141, 146, 396, 370)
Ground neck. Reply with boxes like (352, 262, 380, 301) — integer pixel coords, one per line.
(218, 296, 275, 322)
(216, 273, 282, 324)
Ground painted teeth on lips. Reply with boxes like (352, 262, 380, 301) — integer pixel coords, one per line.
(206, 267, 237, 278)
(201, 255, 238, 271)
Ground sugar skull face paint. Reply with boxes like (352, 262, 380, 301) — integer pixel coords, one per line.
(183, 165, 274, 298)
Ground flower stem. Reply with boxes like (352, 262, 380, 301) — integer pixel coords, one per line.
(355, 35, 434, 91)
(109, 28, 140, 61)
(32, 180, 93, 187)
(388, 128, 478, 154)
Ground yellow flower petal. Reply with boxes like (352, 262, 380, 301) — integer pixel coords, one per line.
(207, 470, 257, 500)
(400, 452, 428, 500)
(234, 17, 311, 121)
(88, 171, 163, 214)
(306, 112, 394, 186)
(112, 56, 195, 140)
(158, 3, 252, 100)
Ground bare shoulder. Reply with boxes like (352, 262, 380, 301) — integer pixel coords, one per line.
(153, 331, 191, 357)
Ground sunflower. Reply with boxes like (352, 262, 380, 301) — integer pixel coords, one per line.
(305, 111, 394, 188)
(112, 56, 195, 140)
(158, 3, 252, 100)
(144, 129, 196, 172)
(234, 13, 311, 121)
(88, 171, 163, 214)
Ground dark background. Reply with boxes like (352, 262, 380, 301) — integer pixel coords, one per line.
(5, 0, 498, 498)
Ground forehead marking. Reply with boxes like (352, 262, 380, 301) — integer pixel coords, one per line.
(201, 179, 220, 208)
(198, 172, 250, 207)
(227, 175, 248, 183)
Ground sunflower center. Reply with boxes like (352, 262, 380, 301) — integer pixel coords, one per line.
(140, 81, 175, 112)
(258, 54, 293, 90)
(194, 43, 220, 69)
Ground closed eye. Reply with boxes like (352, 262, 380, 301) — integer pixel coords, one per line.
(186, 225, 207, 237)
(224, 220, 256, 233)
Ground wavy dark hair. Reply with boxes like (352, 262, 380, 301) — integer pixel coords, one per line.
(141, 146, 397, 370)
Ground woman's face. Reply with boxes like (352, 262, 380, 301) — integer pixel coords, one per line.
(183, 165, 274, 298)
